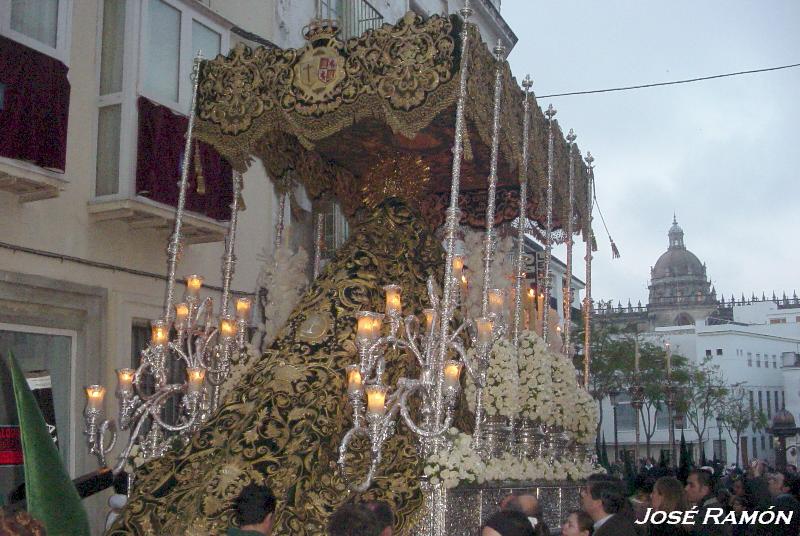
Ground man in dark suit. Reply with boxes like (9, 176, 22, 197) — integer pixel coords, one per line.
(766, 471, 800, 536)
(580, 480, 638, 536)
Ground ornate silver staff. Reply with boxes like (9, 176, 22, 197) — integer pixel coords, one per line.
(583, 153, 595, 388)
(542, 104, 557, 343)
(564, 129, 576, 358)
(512, 75, 533, 348)
(472, 39, 507, 446)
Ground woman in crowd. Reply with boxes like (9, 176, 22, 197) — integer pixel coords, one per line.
(561, 509, 594, 536)
(649, 476, 690, 535)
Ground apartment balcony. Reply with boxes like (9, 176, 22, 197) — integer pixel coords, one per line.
(90, 98, 232, 244)
(0, 157, 65, 202)
(88, 196, 227, 245)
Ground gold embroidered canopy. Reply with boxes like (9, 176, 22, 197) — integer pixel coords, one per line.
(194, 11, 589, 232)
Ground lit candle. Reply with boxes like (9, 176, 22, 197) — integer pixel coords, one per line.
(537, 293, 545, 335)
(460, 274, 468, 297)
(219, 315, 237, 341)
(526, 288, 536, 330)
(185, 274, 204, 298)
(443, 360, 463, 388)
(384, 285, 402, 316)
(235, 297, 252, 322)
(116, 368, 135, 396)
(452, 255, 464, 280)
(346, 364, 363, 394)
(186, 367, 205, 393)
(488, 289, 505, 316)
(357, 312, 384, 342)
(423, 309, 436, 333)
(476, 316, 494, 345)
(174, 303, 190, 329)
(85, 385, 106, 412)
(151, 318, 169, 348)
(366, 385, 387, 416)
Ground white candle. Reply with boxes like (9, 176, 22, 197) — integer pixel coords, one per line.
(366, 385, 387, 416)
(219, 315, 236, 341)
(488, 289, 505, 317)
(346, 364, 363, 394)
(476, 317, 494, 345)
(151, 319, 169, 348)
(185, 274, 203, 298)
(423, 309, 436, 333)
(235, 297, 252, 322)
(85, 385, 106, 412)
(452, 255, 464, 280)
(116, 368, 135, 397)
(384, 285, 402, 316)
(186, 367, 206, 393)
(174, 303, 190, 329)
(443, 360, 463, 388)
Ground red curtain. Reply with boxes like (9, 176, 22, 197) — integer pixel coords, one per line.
(136, 97, 232, 221)
(0, 35, 70, 171)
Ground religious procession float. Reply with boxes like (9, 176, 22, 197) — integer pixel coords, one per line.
(82, 2, 605, 533)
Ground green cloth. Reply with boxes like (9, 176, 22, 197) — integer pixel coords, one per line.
(226, 528, 265, 535)
(5, 351, 90, 536)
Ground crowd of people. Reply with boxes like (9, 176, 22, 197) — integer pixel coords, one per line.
(219, 457, 800, 535)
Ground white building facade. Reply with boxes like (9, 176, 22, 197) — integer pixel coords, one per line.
(599, 302, 800, 467)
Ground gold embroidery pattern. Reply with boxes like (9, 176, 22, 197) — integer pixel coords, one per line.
(109, 199, 445, 535)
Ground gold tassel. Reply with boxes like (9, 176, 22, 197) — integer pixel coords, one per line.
(194, 144, 205, 195)
(610, 238, 620, 259)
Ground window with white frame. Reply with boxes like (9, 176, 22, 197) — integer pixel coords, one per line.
(95, 0, 229, 198)
(0, 0, 72, 63)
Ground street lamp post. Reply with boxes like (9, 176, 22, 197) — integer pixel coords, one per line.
(630, 378, 644, 469)
(609, 389, 620, 463)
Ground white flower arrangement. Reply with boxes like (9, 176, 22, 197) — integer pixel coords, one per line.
(517, 330, 598, 444)
(424, 430, 603, 489)
(464, 337, 520, 418)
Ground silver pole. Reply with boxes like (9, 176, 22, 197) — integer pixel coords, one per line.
(313, 212, 324, 279)
(512, 76, 533, 349)
(434, 0, 473, 439)
(219, 172, 242, 317)
(164, 52, 204, 320)
(583, 153, 594, 388)
(564, 129, 576, 357)
(542, 104, 557, 343)
(479, 40, 506, 318)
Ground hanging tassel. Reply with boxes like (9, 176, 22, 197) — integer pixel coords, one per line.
(194, 144, 206, 195)
(591, 232, 598, 252)
(610, 237, 620, 259)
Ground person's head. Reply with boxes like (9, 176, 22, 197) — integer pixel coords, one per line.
(364, 501, 393, 536)
(328, 503, 382, 536)
(233, 483, 276, 535)
(580, 480, 625, 520)
(787, 464, 798, 475)
(730, 496, 746, 513)
(481, 510, 536, 536)
(560, 510, 593, 536)
(768, 471, 799, 497)
(685, 469, 714, 504)
(500, 494, 540, 517)
(731, 478, 746, 497)
(651, 476, 687, 513)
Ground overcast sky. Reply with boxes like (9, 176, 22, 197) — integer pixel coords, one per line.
(503, 0, 800, 305)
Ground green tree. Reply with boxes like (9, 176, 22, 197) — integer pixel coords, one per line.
(681, 357, 728, 461)
(718, 383, 769, 467)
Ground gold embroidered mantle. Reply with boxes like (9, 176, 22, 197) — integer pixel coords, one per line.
(109, 199, 450, 535)
(193, 12, 590, 233)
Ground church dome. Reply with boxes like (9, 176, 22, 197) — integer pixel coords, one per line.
(653, 248, 705, 279)
(652, 215, 704, 280)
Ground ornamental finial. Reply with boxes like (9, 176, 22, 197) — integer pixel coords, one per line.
(460, 0, 473, 20)
(566, 128, 577, 144)
(522, 74, 533, 91)
(493, 39, 505, 59)
(585, 152, 594, 167)
(545, 103, 557, 119)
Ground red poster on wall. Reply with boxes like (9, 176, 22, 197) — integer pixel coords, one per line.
(0, 425, 22, 465)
